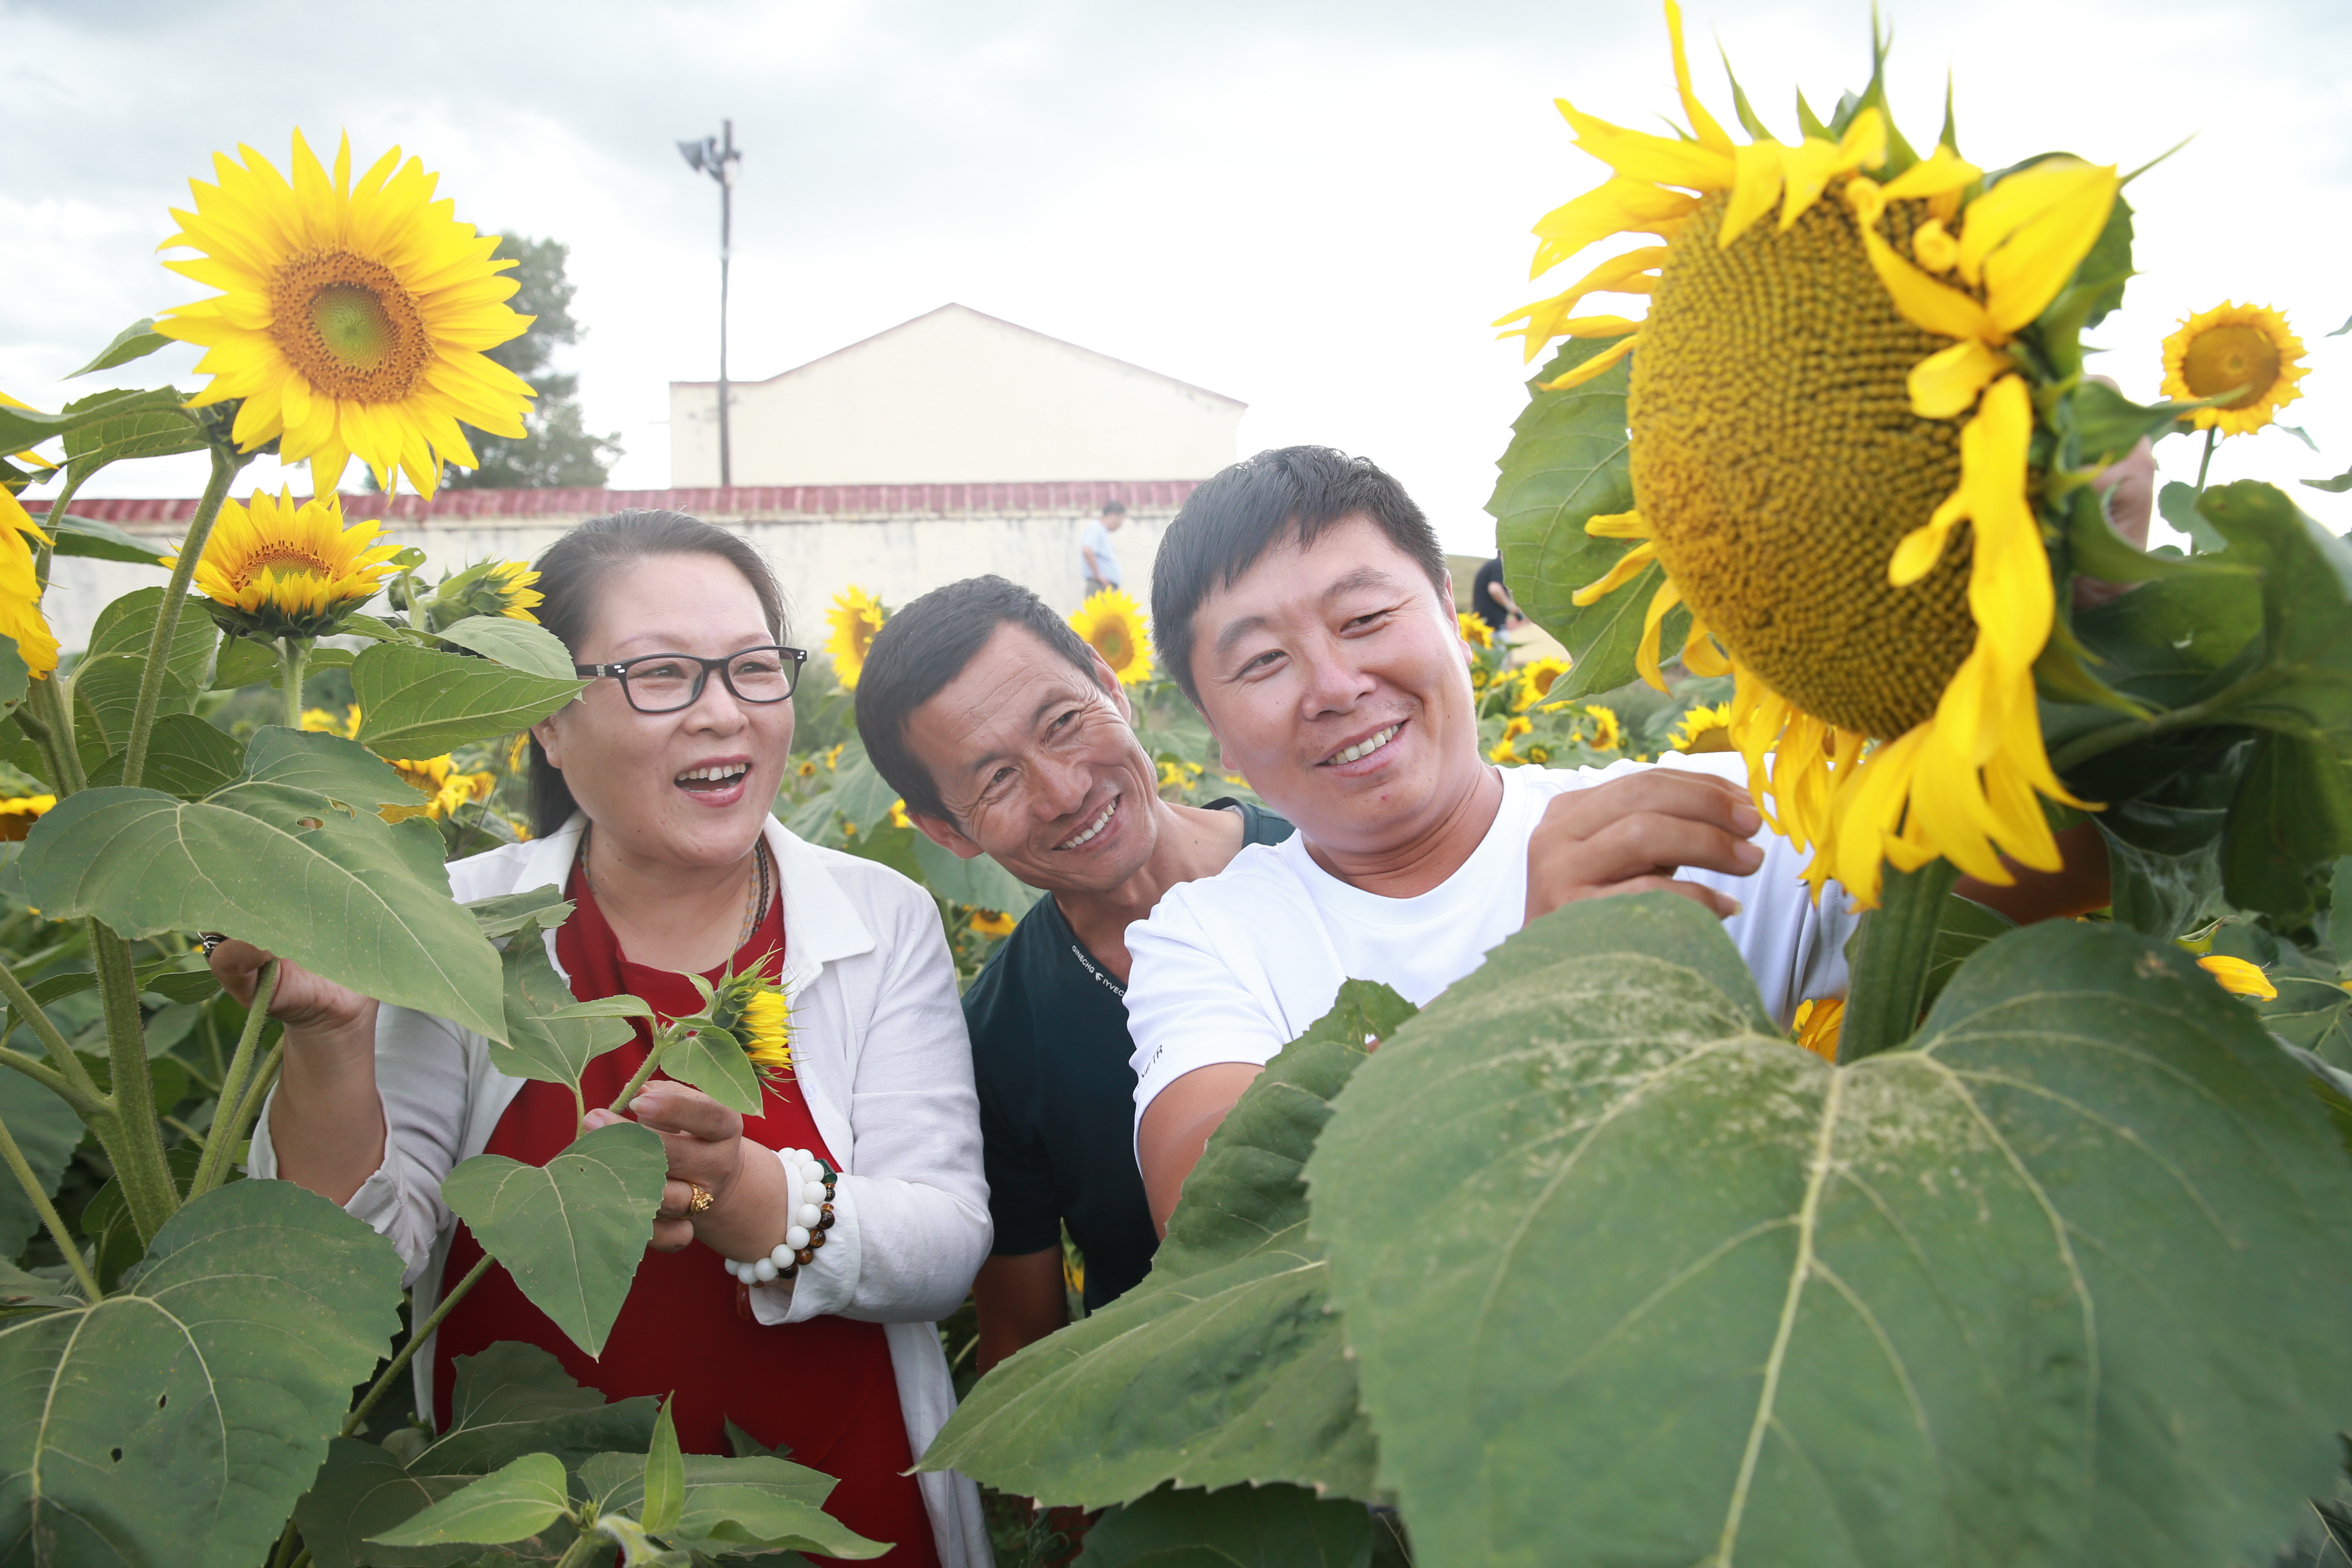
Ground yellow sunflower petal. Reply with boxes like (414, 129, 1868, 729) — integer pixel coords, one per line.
(1555, 100, 1736, 193)
(1846, 177, 2000, 342)
(1719, 140, 1787, 249)
(1536, 333, 1640, 392)
(1530, 179, 1702, 279)
(1953, 158, 2119, 335)
(1778, 109, 1885, 230)
(1584, 509, 1652, 540)
(1663, 0, 1735, 155)
(2197, 955, 2277, 1000)
(1907, 338, 2010, 420)
(1493, 247, 1666, 362)
(1878, 142, 1981, 201)
(1571, 538, 1656, 607)
(1636, 577, 1681, 691)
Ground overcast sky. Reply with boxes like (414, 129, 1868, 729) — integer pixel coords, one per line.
(5, 0, 2348, 554)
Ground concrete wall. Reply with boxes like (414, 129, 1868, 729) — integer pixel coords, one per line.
(671, 304, 1243, 487)
(44, 501, 1176, 660)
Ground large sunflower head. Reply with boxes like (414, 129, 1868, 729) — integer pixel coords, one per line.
(171, 488, 402, 641)
(1071, 588, 1155, 686)
(155, 131, 536, 498)
(1500, 2, 2127, 905)
(2162, 303, 2308, 436)
(0, 484, 58, 679)
(825, 585, 888, 691)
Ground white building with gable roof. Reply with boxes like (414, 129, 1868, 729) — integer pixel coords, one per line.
(669, 303, 1245, 488)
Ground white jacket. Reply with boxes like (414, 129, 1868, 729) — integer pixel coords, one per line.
(249, 813, 995, 1567)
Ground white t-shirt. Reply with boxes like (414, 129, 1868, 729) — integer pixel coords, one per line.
(1081, 518, 1122, 586)
(1123, 753, 1859, 1133)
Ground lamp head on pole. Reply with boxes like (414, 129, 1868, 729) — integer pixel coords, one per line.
(677, 131, 740, 188)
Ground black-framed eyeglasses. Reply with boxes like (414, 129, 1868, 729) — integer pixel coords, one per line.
(574, 646, 808, 714)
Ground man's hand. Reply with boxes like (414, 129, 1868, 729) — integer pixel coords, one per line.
(1525, 769, 1764, 926)
(973, 1248, 1069, 1372)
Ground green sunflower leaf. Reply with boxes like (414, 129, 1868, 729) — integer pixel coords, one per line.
(364, 1453, 572, 1549)
(61, 389, 208, 481)
(17, 729, 507, 1040)
(909, 834, 1042, 917)
(0, 1181, 406, 1568)
(47, 512, 167, 565)
(1308, 894, 2352, 1568)
(64, 319, 174, 378)
(919, 981, 1408, 1509)
(581, 1451, 880, 1559)
(1490, 335, 1683, 699)
(84, 712, 244, 797)
(654, 1026, 763, 1114)
(494, 936, 631, 1094)
(0, 1068, 83, 1260)
(434, 616, 577, 681)
(353, 642, 583, 760)
(2304, 465, 2352, 494)
(468, 884, 574, 941)
(0, 386, 181, 456)
(438, 1121, 666, 1358)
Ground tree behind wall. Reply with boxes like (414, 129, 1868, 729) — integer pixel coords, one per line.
(442, 234, 624, 490)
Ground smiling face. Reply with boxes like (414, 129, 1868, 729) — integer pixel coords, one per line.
(902, 622, 1162, 896)
(1186, 515, 1477, 860)
(532, 552, 793, 870)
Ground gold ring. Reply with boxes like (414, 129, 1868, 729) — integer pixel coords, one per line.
(685, 1182, 715, 1215)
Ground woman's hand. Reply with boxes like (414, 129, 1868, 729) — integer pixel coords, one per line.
(207, 940, 377, 1038)
(208, 940, 386, 1204)
(588, 1084, 789, 1259)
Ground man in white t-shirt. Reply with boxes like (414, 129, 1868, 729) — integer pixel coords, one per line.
(1124, 446, 2112, 1230)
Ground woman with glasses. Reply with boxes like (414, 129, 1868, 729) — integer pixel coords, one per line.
(208, 510, 990, 1567)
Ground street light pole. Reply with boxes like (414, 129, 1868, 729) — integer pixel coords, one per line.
(677, 121, 742, 488)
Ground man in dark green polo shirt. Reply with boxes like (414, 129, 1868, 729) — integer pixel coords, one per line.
(853, 576, 1291, 1370)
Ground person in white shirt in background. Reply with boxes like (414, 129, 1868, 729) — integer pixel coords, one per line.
(1078, 500, 1126, 600)
(1124, 446, 2120, 1232)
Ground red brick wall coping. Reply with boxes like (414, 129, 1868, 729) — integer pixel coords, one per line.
(24, 480, 1203, 534)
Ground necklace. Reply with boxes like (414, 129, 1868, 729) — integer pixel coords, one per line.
(578, 828, 771, 958)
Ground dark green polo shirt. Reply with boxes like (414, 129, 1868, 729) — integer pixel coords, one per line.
(962, 800, 1294, 1311)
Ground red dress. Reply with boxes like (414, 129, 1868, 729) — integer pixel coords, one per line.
(431, 862, 941, 1568)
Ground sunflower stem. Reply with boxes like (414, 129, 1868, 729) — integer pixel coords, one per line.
(610, 1028, 680, 1112)
(31, 464, 94, 594)
(0, 945, 104, 1101)
(339, 1253, 495, 1439)
(0, 1043, 108, 1123)
(0, 1105, 103, 1302)
(24, 675, 85, 798)
(121, 443, 243, 790)
(279, 638, 310, 730)
(185, 960, 276, 1201)
(2192, 426, 2218, 497)
(88, 921, 181, 1245)
(1837, 857, 1961, 1063)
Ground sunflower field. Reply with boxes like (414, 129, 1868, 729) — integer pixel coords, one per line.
(916, 9, 2352, 1568)
(0, 136, 920, 1568)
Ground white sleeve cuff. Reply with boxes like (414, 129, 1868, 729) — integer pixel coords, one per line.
(747, 1146, 861, 1325)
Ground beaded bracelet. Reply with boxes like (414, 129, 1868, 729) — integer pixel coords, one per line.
(721, 1148, 837, 1284)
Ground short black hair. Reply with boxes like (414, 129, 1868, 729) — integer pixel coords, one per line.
(854, 574, 1101, 823)
(1101, 500, 1127, 516)
(1151, 446, 1446, 705)
(526, 510, 788, 837)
